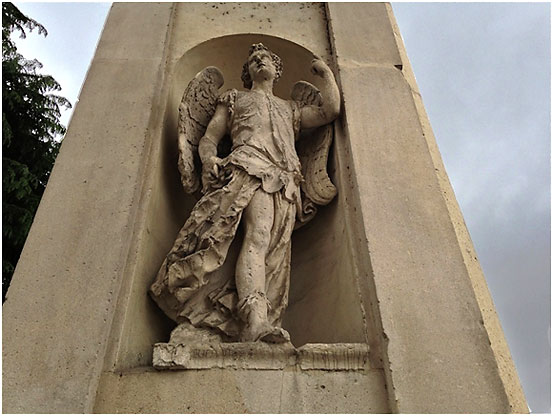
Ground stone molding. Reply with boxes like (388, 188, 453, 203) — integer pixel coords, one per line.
(153, 342, 370, 371)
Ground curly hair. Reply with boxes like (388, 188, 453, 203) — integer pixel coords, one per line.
(241, 43, 283, 89)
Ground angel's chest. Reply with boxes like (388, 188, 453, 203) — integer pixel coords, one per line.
(233, 93, 294, 127)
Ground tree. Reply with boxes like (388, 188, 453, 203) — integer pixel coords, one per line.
(2, 3, 71, 302)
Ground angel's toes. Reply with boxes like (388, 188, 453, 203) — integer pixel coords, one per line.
(260, 327, 290, 344)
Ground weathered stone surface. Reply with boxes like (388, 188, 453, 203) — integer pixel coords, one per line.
(153, 342, 296, 370)
(326, 3, 402, 67)
(170, 3, 331, 67)
(297, 343, 370, 371)
(2, 3, 175, 413)
(331, 51, 510, 415)
(152, 342, 370, 371)
(94, 367, 389, 413)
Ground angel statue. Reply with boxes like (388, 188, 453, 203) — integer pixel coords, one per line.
(150, 43, 341, 345)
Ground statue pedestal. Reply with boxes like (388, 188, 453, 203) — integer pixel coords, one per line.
(153, 342, 370, 371)
(94, 342, 384, 413)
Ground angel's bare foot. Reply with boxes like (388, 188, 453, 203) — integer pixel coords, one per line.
(238, 292, 289, 343)
(240, 319, 272, 342)
(169, 321, 222, 344)
(260, 326, 290, 344)
(240, 320, 290, 343)
(239, 301, 273, 342)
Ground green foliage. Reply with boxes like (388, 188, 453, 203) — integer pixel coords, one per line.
(2, 3, 71, 301)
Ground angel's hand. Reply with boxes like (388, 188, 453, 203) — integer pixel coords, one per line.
(298, 59, 340, 129)
(201, 156, 221, 190)
(311, 58, 331, 78)
(202, 156, 231, 193)
(204, 156, 223, 172)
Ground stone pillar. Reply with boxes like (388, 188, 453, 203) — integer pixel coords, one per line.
(2, 3, 175, 413)
(2, 3, 527, 413)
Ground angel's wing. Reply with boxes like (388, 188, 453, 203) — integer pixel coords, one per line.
(292, 81, 337, 226)
(177, 66, 224, 193)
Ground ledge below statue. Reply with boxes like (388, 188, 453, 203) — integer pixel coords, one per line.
(153, 342, 370, 371)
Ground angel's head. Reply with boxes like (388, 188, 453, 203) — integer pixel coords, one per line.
(241, 43, 283, 89)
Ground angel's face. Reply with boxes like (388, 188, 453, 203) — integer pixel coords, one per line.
(248, 50, 277, 83)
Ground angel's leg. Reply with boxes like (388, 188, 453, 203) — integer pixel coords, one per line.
(236, 188, 275, 341)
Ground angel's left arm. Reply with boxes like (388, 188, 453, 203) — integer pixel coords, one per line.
(300, 59, 341, 129)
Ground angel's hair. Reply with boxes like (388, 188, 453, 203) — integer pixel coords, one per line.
(241, 43, 283, 89)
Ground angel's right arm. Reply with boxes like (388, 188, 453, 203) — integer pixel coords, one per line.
(198, 104, 229, 167)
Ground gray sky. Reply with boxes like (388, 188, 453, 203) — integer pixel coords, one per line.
(12, 2, 551, 413)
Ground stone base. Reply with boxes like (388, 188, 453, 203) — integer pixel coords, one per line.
(153, 342, 370, 371)
(94, 366, 389, 413)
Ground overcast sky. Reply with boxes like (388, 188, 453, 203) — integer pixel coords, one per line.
(11, 2, 551, 413)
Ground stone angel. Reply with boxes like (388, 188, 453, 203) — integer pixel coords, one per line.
(150, 43, 341, 345)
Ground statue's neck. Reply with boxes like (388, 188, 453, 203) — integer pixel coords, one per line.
(251, 79, 274, 95)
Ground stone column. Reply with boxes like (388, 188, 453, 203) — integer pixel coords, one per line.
(2, 3, 175, 413)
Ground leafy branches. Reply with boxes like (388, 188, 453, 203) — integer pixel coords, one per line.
(2, 3, 71, 301)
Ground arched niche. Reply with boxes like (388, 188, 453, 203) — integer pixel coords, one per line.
(114, 34, 370, 370)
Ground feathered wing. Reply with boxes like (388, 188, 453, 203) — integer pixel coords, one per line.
(177, 66, 224, 193)
(292, 81, 338, 227)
